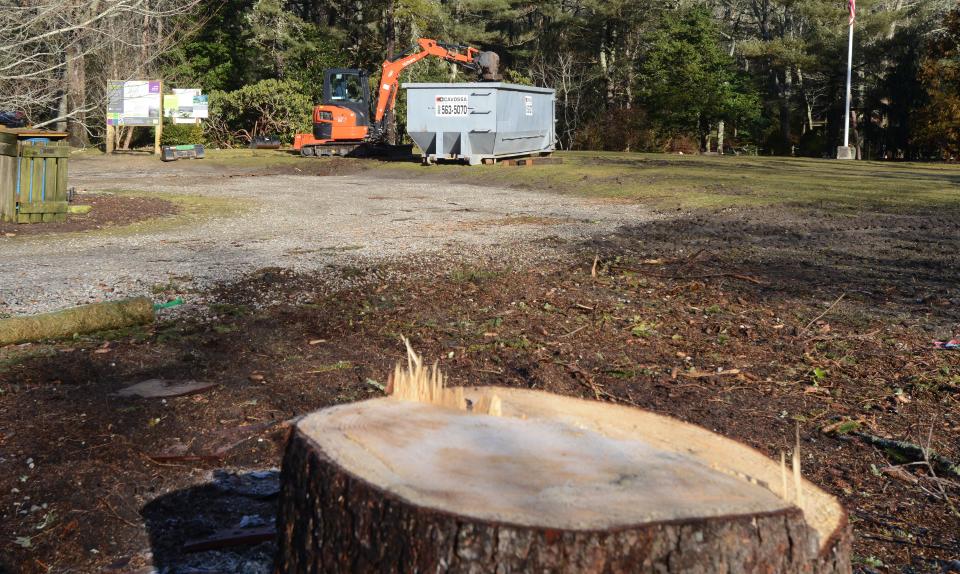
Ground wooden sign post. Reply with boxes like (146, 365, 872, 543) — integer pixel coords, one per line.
(105, 80, 163, 155)
(154, 81, 163, 155)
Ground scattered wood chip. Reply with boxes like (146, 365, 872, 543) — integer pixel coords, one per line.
(820, 419, 862, 435)
(114, 379, 217, 398)
(308, 339, 326, 345)
(881, 465, 919, 485)
(679, 368, 741, 379)
(365, 378, 385, 392)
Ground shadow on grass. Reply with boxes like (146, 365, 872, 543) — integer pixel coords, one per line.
(583, 205, 960, 323)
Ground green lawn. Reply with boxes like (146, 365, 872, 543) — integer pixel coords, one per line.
(83, 147, 960, 213)
(386, 151, 960, 212)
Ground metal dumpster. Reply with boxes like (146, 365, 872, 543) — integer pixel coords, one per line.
(403, 82, 555, 165)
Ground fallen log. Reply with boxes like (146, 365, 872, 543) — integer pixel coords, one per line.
(0, 297, 154, 346)
(276, 346, 850, 573)
(852, 432, 960, 480)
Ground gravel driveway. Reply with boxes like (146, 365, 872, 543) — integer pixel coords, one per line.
(0, 156, 654, 316)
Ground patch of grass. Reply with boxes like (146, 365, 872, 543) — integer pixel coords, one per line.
(630, 318, 659, 338)
(0, 347, 57, 373)
(151, 282, 178, 295)
(83, 324, 153, 344)
(379, 152, 960, 213)
(14, 190, 248, 244)
(201, 148, 307, 167)
(499, 336, 531, 350)
(449, 266, 501, 284)
(309, 360, 353, 373)
(209, 303, 250, 317)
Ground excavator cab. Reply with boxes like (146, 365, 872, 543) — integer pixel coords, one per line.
(308, 69, 371, 142)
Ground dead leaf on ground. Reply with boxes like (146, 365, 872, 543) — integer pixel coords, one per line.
(114, 379, 217, 398)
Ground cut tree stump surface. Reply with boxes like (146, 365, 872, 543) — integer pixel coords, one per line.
(297, 398, 789, 528)
(278, 387, 850, 573)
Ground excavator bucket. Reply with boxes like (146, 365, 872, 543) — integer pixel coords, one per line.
(477, 52, 502, 82)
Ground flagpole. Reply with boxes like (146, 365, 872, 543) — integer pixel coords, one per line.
(842, 21, 853, 148)
(837, 2, 855, 159)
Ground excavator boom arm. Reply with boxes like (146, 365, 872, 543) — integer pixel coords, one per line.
(373, 38, 480, 124)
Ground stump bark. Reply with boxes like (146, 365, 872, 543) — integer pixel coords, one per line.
(277, 387, 850, 573)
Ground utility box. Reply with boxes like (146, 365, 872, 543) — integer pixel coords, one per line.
(403, 82, 555, 165)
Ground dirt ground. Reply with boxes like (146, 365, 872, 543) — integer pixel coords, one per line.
(0, 194, 178, 237)
(1, 152, 959, 573)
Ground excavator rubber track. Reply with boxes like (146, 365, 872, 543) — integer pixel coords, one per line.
(299, 143, 363, 157)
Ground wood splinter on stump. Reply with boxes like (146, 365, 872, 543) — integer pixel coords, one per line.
(277, 342, 851, 573)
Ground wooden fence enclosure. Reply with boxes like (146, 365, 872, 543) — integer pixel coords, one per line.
(0, 137, 69, 224)
(0, 132, 16, 222)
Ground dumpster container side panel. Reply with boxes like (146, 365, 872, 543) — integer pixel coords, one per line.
(408, 132, 436, 155)
(440, 132, 462, 155)
(493, 89, 553, 156)
(403, 82, 555, 164)
(468, 133, 496, 155)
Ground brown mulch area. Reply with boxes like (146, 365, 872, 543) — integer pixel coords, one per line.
(1, 203, 960, 572)
(0, 193, 178, 236)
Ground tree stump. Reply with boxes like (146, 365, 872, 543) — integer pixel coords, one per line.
(277, 387, 850, 573)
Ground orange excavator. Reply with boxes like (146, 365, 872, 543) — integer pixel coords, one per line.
(293, 38, 500, 157)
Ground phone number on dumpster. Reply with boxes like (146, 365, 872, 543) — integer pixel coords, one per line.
(435, 95, 470, 117)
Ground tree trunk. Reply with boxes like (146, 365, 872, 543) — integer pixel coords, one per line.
(276, 388, 851, 573)
(66, 42, 88, 146)
(599, 25, 614, 109)
(776, 68, 792, 154)
(717, 119, 725, 155)
(797, 66, 813, 134)
(56, 93, 68, 134)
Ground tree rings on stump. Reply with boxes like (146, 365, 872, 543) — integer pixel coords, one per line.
(277, 387, 850, 573)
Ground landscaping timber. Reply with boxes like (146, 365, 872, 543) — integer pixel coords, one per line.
(0, 297, 154, 346)
(276, 348, 850, 573)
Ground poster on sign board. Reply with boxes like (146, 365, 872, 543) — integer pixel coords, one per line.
(164, 89, 208, 123)
(107, 80, 162, 126)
